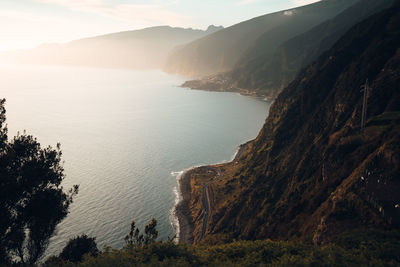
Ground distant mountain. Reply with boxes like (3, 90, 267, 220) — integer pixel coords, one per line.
(181, 0, 394, 99)
(229, 0, 394, 98)
(2, 25, 223, 69)
(181, 2, 400, 245)
(206, 25, 224, 33)
(164, 0, 358, 77)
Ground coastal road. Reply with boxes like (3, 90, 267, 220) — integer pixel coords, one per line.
(198, 143, 247, 241)
(200, 169, 222, 240)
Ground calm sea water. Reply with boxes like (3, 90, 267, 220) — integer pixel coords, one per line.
(0, 64, 270, 257)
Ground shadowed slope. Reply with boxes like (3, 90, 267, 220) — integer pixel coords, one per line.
(184, 3, 400, 245)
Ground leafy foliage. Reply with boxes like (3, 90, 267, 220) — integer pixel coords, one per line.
(59, 235, 99, 263)
(42, 218, 400, 266)
(47, 232, 400, 266)
(0, 99, 78, 265)
(125, 218, 159, 247)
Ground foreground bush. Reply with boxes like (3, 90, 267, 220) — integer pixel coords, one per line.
(45, 229, 400, 267)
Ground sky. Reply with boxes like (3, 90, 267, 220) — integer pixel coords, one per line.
(0, 0, 320, 51)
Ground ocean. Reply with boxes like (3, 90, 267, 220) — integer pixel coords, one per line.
(0, 64, 271, 258)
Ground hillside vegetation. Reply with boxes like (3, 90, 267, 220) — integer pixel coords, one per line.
(45, 234, 400, 266)
(181, 2, 400, 246)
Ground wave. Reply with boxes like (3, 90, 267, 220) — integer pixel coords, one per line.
(169, 143, 244, 243)
(169, 171, 183, 243)
(169, 165, 203, 243)
(229, 146, 240, 162)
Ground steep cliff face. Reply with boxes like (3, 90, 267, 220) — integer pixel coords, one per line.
(230, 0, 394, 97)
(164, 0, 357, 77)
(186, 4, 400, 245)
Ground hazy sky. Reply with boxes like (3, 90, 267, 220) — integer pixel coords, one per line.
(0, 0, 320, 51)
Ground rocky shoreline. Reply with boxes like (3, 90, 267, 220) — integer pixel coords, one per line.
(176, 141, 251, 244)
(175, 168, 195, 244)
(181, 78, 276, 101)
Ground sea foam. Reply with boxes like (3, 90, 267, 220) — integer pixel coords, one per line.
(169, 144, 242, 243)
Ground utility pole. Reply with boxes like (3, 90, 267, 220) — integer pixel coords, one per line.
(360, 79, 370, 130)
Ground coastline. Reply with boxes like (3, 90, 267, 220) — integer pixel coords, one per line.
(174, 141, 251, 244)
(174, 169, 195, 244)
(181, 79, 276, 102)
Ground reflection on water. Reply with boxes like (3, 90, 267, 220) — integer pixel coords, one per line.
(0, 64, 270, 257)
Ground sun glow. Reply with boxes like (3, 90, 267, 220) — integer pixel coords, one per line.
(0, 0, 321, 52)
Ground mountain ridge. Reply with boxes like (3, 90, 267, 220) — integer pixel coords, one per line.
(181, 0, 394, 99)
(178, 3, 400, 246)
(1, 25, 223, 69)
(164, 0, 358, 77)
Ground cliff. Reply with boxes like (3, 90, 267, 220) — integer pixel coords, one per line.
(183, 3, 400, 245)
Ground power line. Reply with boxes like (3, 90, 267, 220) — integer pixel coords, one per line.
(360, 79, 371, 131)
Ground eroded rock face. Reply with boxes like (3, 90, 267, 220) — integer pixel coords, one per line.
(187, 4, 400, 245)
